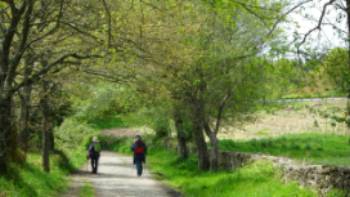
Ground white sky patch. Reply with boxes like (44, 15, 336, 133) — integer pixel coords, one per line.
(283, 0, 347, 52)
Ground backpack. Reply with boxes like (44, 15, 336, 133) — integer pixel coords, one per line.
(89, 143, 101, 155)
(94, 143, 102, 153)
(134, 141, 145, 154)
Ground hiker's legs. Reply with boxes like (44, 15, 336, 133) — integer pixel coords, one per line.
(91, 158, 98, 173)
(135, 160, 143, 176)
(90, 158, 95, 173)
(95, 157, 99, 173)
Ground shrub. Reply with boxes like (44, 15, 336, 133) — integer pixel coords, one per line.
(54, 118, 97, 150)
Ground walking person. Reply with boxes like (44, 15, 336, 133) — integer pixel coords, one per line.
(88, 136, 101, 174)
(131, 135, 147, 177)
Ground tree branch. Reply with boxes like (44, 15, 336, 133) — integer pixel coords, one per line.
(214, 91, 232, 134)
(266, 0, 313, 37)
(297, 0, 337, 47)
(25, 0, 65, 48)
(12, 53, 100, 92)
(1, 1, 26, 77)
(81, 68, 134, 83)
(60, 21, 102, 42)
(100, 0, 112, 48)
(8, 0, 34, 83)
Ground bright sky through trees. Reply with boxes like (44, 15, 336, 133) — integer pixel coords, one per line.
(286, 0, 347, 51)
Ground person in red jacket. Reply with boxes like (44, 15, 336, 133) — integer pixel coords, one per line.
(131, 135, 147, 177)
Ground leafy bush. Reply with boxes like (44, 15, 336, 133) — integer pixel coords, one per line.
(74, 85, 142, 124)
(54, 118, 97, 150)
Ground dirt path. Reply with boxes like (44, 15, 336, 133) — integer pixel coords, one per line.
(63, 151, 180, 197)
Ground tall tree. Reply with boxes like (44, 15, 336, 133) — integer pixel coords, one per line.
(0, 0, 109, 173)
(288, 0, 350, 128)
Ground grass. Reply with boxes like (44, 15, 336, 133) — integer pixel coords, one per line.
(79, 182, 95, 197)
(220, 133, 350, 167)
(149, 149, 317, 197)
(0, 148, 90, 197)
(0, 153, 74, 197)
(0, 117, 94, 197)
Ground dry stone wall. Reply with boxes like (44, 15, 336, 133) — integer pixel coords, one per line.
(219, 151, 350, 195)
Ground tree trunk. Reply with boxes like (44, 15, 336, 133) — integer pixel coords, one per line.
(0, 92, 17, 173)
(18, 84, 32, 152)
(49, 128, 55, 151)
(203, 120, 220, 171)
(18, 56, 33, 152)
(40, 80, 50, 172)
(41, 117, 50, 172)
(208, 132, 219, 171)
(173, 110, 189, 160)
(346, 1, 350, 139)
(190, 103, 210, 171)
(0, 95, 11, 173)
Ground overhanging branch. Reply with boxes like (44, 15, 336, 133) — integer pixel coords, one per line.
(12, 53, 100, 92)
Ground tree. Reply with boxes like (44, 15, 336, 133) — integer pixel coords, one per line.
(323, 47, 350, 93)
(124, 0, 286, 170)
(0, 0, 109, 173)
(288, 0, 350, 127)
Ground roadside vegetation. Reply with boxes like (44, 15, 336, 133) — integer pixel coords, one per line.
(99, 133, 347, 197)
(0, 152, 81, 197)
(149, 150, 317, 197)
(1, 0, 350, 196)
(220, 133, 350, 167)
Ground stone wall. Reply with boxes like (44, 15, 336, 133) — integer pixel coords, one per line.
(219, 151, 350, 195)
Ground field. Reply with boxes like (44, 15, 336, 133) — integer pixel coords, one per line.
(219, 99, 348, 140)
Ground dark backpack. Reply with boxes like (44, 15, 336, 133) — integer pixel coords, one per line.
(134, 141, 145, 154)
(89, 143, 101, 157)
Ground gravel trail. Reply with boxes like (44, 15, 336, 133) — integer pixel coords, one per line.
(63, 151, 180, 197)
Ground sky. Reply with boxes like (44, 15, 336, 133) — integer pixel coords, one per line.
(284, 0, 347, 51)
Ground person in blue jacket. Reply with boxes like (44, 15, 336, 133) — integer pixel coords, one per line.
(131, 135, 147, 177)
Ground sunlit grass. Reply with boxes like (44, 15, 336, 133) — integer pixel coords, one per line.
(220, 133, 350, 167)
(0, 154, 67, 197)
(148, 149, 317, 197)
(0, 149, 88, 196)
(79, 182, 95, 197)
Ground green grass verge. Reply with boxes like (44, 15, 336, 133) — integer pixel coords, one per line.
(0, 152, 82, 197)
(79, 182, 95, 197)
(0, 117, 98, 197)
(148, 149, 317, 197)
(220, 133, 350, 167)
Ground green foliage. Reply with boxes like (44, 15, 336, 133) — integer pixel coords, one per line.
(53, 116, 108, 172)
(149, 108, 171, 139)
(88, 116, 127, 130)
(322, 48, 350, 93)
(260, 47, 349, 99)
(74, 84, 141, 124)
(126, 106, 172, 139)
(54, 118, 97, 150)
(220, 133, 350, 166)
(98, 136, 133, 154)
